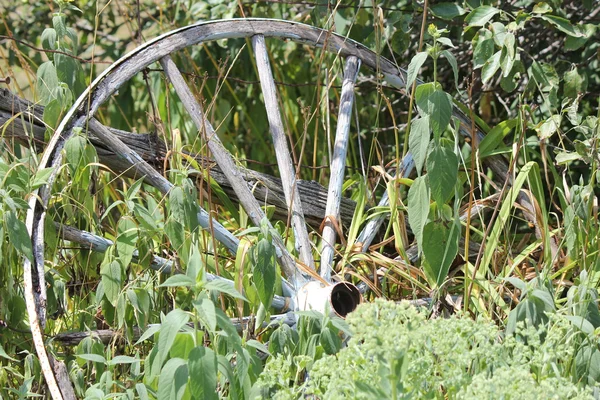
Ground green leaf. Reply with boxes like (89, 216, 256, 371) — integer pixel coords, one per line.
(478, 119, 517, 158)
(481, 51, 501, 84)
(101, 260, 122, 306)
(320, 329, 342, 355)
(108, 355, 139, 365)
(41, 28, 57, 51)
(157, 309, 190, 368)
(52, 14, 67, 38)
(31, 167, 55, 190)
(407, 176, 430, 254)
(540, 15, 585, 37)
(252, 238, 277, 308)
(537, 114, 561, 140)
(77, 353, 107, 364)
(472, 29, 494, 69)
(430, 3, 466, 20)
(465, 6, 500, 27)
(117, 217, 138, 267)
(440, 50, 459, 87)
(246, 339, 271, 356)
(408, 116, 430, 175)
(135, 324, 161, 345)
(36, 61, 59, 105)
(159, 274, 196, 288)
(5, 211, 33, 262)
(157, 358, 188, 400)
(564, 68, 585, 99)
(532, 2, 552, 14)
(422, 220, 460, 287)
(188, 347, 218, 400)
(0, 343, 16, 361)
(194, 294, 217, 332)
(406, 52, 428, 88)
(64, 135, 86, 175)
(415, 83, 453, 137)
(426, 145, 458, 206)
(204, 279, 247, 301)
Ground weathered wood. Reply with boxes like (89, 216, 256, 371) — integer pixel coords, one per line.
(159, 56, 306, 287)
(252, 34, 315, 270)
(320, 56, 360, 280)
(0, 89, 358, 229)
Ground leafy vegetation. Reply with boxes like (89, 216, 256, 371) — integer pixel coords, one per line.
(0, 0, 599, 398)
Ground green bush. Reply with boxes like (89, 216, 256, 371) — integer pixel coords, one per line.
(256, 300, 595, 399)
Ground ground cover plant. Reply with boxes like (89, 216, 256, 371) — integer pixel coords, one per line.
(0, 0, 599, 398)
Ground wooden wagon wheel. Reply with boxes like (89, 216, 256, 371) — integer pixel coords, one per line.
(23, 18, 541, 399)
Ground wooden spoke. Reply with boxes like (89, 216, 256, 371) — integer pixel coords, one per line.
(158, 56, 307, 287)
(252, 34, 315, 270)
(320, 56, 361, 281)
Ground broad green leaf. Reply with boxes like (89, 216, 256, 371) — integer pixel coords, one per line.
(165, 219, 185, 252)
(54, 52, 85, 96)
(159, 274, 196, 288)
(481, 51, 501, 84)
(540, 15, 585, 37)
(169, 187, 186, 225)
(415, 83, 453, 137)
(36, 61, 59, 105)
(194, 294, 217, 332)
(427, 145, 458, 206)
(532, 2, 552, 14)
(204, 279, 247, 301)
(537, 114, 561, 139)
(77, 353, 106, 364)
(564, 68, 586, 99)
(186, 244, 203, 281)
(465, 6, 499, 27)
(253, 238, 276, 308)
(320, 329, 342, 355)
(422, 220, 460, 288)
(408, 116, 430, 175)
(556, 151, 582, 165)
(246, 339, 271, 356)
(157, 358, 188, 400)
(41, 28, 57, 51)
(407, 176, 430, 254)
(436, 37, 455, 48)
(188, 346, 218, 400)
(108, 356, 139, 365)
(430, 3, 466, 20)
(472, 29, 494, 69)
(52, 14, 67, 37)
(64, 135, 86, 175)
(157, 309, 190, 368)
(406, 52, 428, 88)
(170, 333, 195, 360)
(101, 260, 122, 306)
(116, 217, 137, 267)
(6, 211, 33, 262)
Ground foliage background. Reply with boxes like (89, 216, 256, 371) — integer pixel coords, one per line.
(0, 0, 599, 398)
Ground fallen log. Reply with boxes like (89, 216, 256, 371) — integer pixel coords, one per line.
(0, 88, 357, 229)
